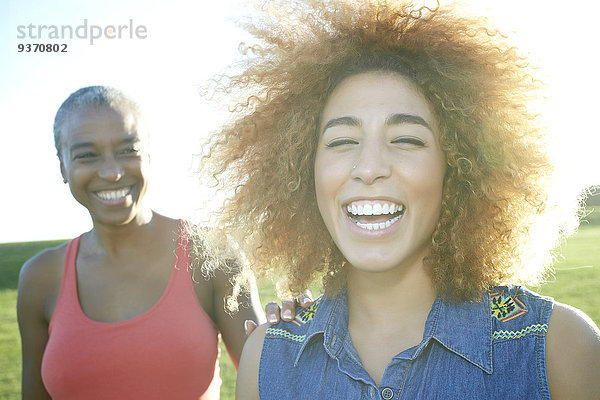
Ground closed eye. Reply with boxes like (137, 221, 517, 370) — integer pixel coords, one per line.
(119, 146, 142, 156)
(326, 138, 359, 148)
(73, 152, 98, 160)
(392, 137, 425, 146)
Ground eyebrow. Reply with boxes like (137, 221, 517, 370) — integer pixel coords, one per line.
(322, 113, 431, 134)
(69, 141, 94, 153)
(69, 137, 140, 153)
(322, 116, 360, 133)
(385, 113, 431, 130)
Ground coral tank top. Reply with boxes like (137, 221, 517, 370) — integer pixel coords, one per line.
(41, 223, 221, 399)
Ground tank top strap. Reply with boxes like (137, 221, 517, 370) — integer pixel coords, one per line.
(48, 236, 82, 334)
(61, 236, 82, 300)
(174, 220, 191, 272)
(65, 235, 81, 264)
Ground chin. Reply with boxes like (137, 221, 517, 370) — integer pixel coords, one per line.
(345, 253, 401, 274)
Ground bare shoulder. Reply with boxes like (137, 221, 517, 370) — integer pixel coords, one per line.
(547, 302, 600, 349)
(19, 244, 67, 291)
(241, 322, 269, 361)
(151, 213, 181, 241)
(546, 301, 600, 399)
(18, 244, 67, 312)
(154, 213, 179, 228)
(235, 323, 268, 400)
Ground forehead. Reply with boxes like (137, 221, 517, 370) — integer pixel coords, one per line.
(62, 105, 146, 143)
(321, 71, 437, 130)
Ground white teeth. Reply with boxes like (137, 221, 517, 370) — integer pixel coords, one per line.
(96, 187, 130, 201)
(355, 215, 401, 230)
(346, 200, 404, 216)
(346, 200, 404, 231)
(373, 204, 382, 215)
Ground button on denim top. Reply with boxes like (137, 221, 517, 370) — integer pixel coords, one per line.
(259, 286, 553, 399)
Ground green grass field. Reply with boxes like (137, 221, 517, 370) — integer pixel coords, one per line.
(1, 226, 598, 399)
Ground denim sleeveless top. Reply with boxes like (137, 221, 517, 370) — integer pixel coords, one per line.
(259, 286, 553, 399)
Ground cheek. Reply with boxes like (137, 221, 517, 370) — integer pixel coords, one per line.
(65, 168, 92, 202)
(410, 159, 446, 226)
(407, 154, 445, 191)
(125, 157, 150, 174)
(314, 157, 329, 215)
(314, 149, 352, 185)
(67, 165, 90, 182)
(313, 153, 341, 224)
(427, 159, 446, 197)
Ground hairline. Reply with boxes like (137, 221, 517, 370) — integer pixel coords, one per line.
(54, 86, 143, 159)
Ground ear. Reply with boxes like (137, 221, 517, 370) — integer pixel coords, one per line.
(59, 156, 68, 184)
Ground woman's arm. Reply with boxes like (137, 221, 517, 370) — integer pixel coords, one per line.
(236, 323, 268, 400)
(546, 302, 600, 399)
(212, 268, 265, 367)
(17, 250, 62, 400)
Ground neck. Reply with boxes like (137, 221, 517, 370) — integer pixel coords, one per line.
(346, 259, 437, 329)
(87, 208, 157, 256)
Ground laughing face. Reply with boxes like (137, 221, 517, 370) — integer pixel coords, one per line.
(59, 105, 150, 227)
(314, 72, 446, 275)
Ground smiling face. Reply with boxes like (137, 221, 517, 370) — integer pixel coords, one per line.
(59, 105, 151, 227)
(314, 72, 446, 276)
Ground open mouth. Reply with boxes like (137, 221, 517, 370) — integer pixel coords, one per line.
(94, 187, 132, 203)
(345, 200, 405, 231)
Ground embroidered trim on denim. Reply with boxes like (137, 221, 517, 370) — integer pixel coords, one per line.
(265, 327, 306, 342)
(293, 300, 320, 326)
(490, 291, 528, 322)
(492, 323, 548, 341)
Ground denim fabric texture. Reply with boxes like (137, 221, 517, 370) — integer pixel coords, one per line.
(259, 286, 553, 400)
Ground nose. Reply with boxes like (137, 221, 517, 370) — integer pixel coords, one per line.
(97, 156, 124, 181)
(350, 138, 392, 184)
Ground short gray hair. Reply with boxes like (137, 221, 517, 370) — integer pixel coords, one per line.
(53, 86, 142, 156)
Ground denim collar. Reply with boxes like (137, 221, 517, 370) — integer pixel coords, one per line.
(426, 292, 493, 373)
(294, 290, 493, 374)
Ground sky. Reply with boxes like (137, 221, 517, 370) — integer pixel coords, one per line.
(2, 0, 599, 243)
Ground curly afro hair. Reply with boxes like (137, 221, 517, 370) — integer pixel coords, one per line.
(198, 0, 578, 305)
